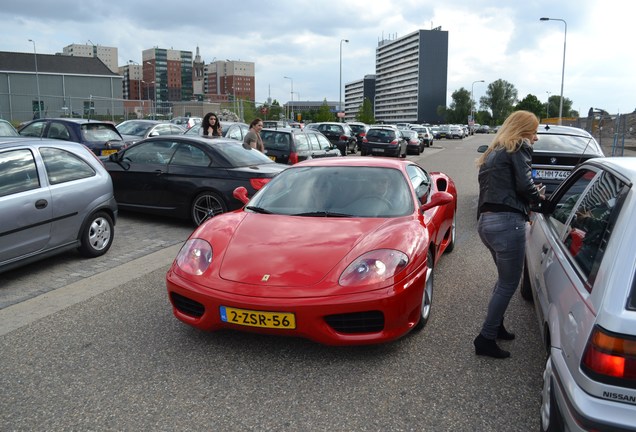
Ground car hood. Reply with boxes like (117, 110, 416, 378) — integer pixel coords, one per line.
(212, 213, 419, 295)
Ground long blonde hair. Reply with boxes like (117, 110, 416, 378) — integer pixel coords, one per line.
(477, 110, 539, 166)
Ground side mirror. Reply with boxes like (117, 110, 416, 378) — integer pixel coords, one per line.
(420, 191, 454, 212)
(233, 186, 249, 204)
(477, 144, 488, 153)
(109, 152, 121, 162)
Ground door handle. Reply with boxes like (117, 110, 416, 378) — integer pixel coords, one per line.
(35, 199, 48, 209)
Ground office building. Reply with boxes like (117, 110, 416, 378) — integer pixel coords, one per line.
(62, 43, 119, 73)
(373, 28, 448, 124)
(205, 60, 255, 103)
(344, 75, 376, 122)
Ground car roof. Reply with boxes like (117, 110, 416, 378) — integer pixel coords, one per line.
(0, 136, 92, 150)
(583, 157, 636, 182)
(295, 155, 411, 170)
(537, 124, 593, 138)
(26, 118, 113, 125)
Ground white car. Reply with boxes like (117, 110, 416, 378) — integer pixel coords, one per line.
(522, 157, 636, 431)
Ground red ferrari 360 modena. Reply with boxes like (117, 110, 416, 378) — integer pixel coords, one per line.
(166, 157, 457, 345)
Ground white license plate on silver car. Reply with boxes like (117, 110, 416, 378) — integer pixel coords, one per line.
(532, 169, 569, 180)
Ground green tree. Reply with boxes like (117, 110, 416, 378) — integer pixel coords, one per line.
(515, 94, 545, 119)
(446, 87, 471, 124)
(479, 79, 518, 124)
(315, 99, 335, 122)
(547, 95, 575, 118)
(356, 97, 375, 124)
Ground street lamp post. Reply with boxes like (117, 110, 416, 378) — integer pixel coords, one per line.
(470, 79, 484, 129)
(142, 80, 154, 119)
(546, 91, 551, 120)
(284, 76, 293, 121)
(540, 17, 567, 125)
(28, 39, 42, 119)
(145, 61, 156, 119)
(339, 39, 349, 122)
(129, 60, 141, 117)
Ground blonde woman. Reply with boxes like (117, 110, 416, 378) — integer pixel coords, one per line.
(474, 110, 545, 359)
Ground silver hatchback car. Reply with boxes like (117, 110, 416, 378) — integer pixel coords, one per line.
(522, 157, 636, 431)
(0, 138, 117, 273)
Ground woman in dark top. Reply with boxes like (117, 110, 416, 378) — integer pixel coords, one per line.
(474, 110, 545, 359)
(202, 112, 222, 137)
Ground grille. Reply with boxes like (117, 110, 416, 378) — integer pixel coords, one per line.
(324, 311, 384, 334)
(170, 292, 205, 318)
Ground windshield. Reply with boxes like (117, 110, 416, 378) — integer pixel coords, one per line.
(116, 121, 152, 137)
(247, 166, 413, 217)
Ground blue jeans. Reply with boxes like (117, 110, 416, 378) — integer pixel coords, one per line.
(477, 212, 527, 339)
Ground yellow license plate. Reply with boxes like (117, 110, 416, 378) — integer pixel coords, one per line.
(268, 155, 276, 161)
(220, 306, 296, 329)
(101, 149, 118, 156)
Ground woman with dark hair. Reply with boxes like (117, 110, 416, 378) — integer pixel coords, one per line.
(474, 110, 545, 359)
(243, 118, 265, 152)
(201, 112, 222, 137)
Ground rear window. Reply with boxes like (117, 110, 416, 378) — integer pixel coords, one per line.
(367, 129, 396, 141)
(349, 124, 366, 133)
(261, 131, 291, 151)
(80, 124, 123, 143)
(534, 134, 602, 155)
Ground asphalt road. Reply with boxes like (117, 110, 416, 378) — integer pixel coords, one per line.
(0, 135, 547, 431)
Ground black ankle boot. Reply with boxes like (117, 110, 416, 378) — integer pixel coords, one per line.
(497, 318, 515, 340)
(474, 334, 510, 359)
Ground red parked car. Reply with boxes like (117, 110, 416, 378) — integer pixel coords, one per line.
(166, 156, 457, 345)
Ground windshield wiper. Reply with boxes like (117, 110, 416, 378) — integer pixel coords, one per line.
(245, 206, 273, 214)
(292, 211, 353, 217)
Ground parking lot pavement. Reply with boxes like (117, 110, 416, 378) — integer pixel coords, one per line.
(0, 211, 195, 310)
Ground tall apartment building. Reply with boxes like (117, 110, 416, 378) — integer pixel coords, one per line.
(374, 29, 448, 124)
(344, 75, 376, 122)
(62, 43, 118, 73)
(142, 48, 193, 110)
(205, 60, 255, 102)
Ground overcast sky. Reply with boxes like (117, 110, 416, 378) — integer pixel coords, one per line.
(2, 0, 633, 115)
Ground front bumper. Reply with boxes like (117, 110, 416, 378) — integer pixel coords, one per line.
(166, 263, 429, 346)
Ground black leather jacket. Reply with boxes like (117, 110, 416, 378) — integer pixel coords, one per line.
(478, 141, 542, 218)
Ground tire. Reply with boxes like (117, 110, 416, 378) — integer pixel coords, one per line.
(413, 250, 434, 331)
(191, 191, 228, 226)
(540, 356, 565, 432)
(520, 261, 533, 301)
(444, 212, 456, 253)
(78, 211, 114, 258)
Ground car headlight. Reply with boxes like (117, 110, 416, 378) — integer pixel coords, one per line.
(339, 249, 408, 287)
(175, 239, 212, 275)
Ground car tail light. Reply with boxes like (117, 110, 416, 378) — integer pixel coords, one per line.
(581, 325, 636, 387)
(250, 178, 271, 190)
(362, 137, 368, 143)
(359, 132, 366, 138)
(288, 151, 299, 165)
(339, 135, 348, 141)
(390, 139, 399, 146)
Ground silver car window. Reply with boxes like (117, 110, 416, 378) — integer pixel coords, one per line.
(0, 149, 40, 197)
(560, 171, 626, 286)
(40, 147, 96, 185)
